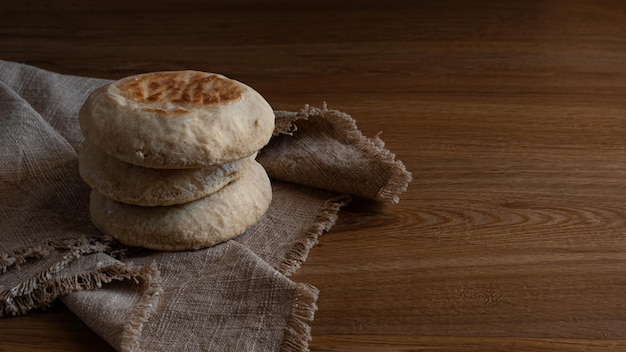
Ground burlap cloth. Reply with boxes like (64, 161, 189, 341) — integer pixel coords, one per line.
(0, 60, 411, 352)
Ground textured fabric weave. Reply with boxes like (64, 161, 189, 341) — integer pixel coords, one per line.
(0, 61, 411, 352)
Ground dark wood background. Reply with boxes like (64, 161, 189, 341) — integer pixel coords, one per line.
(3, 0, 626, 350)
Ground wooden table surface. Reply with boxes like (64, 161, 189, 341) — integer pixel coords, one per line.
(3, 0, 626, 351)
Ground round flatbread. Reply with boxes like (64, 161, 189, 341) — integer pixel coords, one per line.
(78, 140, 251, 206)
(79, 70, 275, 169)
(89, 159, 272, 251)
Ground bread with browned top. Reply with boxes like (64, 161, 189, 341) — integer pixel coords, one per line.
(79, 70, 274, 169)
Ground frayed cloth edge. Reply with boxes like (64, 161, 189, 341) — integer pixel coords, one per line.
(0, 235, 110, 274)
(279, 282, 320, 352)
(117, 262, 163, 352)
(277, 194, 351, 277)
(0, 236, 162, 352)
(303, 104, 413, 204)
(274, 104, 412, 204)
(0, 236, 111, 316)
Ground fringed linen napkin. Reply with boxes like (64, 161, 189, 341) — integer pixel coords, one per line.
(0, 60, 411, 352)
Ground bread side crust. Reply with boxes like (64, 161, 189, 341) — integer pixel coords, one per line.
(89, 159, 272, 251)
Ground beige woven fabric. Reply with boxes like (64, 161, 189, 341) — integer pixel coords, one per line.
(0, 61, 411, 352)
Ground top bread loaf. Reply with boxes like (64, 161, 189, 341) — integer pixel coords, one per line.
(79, 70, 275, 169)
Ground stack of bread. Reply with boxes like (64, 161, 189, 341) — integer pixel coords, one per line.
(78, 70, 275, 251)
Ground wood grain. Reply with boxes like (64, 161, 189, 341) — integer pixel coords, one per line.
(311, 335, 626, 352)
(3, 0, 626, 350)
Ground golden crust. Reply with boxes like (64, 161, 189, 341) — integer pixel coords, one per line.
(116, 71, 243, 113)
